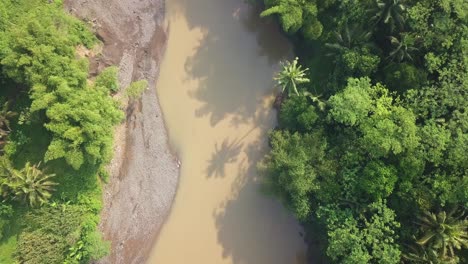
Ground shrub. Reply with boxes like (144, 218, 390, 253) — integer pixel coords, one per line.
(94, 66, 119, 92)
(15, 205, 83, 263)
(126, 80, 148, 100)
(82, 230, 110, 262)
(279, 95, 318, 132)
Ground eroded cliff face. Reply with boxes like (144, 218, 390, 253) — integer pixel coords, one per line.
(64, 1, 179, 263)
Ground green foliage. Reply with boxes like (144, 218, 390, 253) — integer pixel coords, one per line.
(0, 0, 122, 170)
(414, 208, 468, 262)
(418, 121, 451, 166)
(95, 66, 119, 92)
(359, 103, 419, 157)
(64, 231, 110, 263)
(329, 78, 419, 157)
(81, 230, 110, 261)
(67, 240, 85, 263)
(42, 85, 123, 169)
(361, 161, 397, 200)
(279, 95, 319, 131)
(126, 80, 149, 100)
(261, 0, 323, 40)
(324, 23, 380, 76)
(0, 201, 13, 240)
(403, 244, 443, 264)
(0, 1, 91, 86)
(0, 0, 115, 261)
(15, 205, 83, 264)
(328, 77, 373, 126)
(387, 34, 419, 62)
(342, 48, 380, 76)
(369, 0, 407, 32)
(260, 0, 467, 261)
(274, 57, 310, 96)
(259, 130, 329, 220)
(0, 101, 17, 153)
(383, 63, 427, 93)
(9, 162, 57, 207)
(98, 166, 110, 183)
(16, 231, 67, 264)
(14, 204, 110, 264)
(319, 201, 401, 264)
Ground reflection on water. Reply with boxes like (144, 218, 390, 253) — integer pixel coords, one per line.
(148, 0, 306, 263)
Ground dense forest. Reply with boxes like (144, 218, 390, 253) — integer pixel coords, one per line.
(259, 0, 467, 263)
(0, 0, 124, 263)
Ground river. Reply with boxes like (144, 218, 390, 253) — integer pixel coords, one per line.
(148, 0, 306, 263)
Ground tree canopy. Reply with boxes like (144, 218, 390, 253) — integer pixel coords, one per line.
(260, 0, 468, 262)
(0, 0, 121, 262)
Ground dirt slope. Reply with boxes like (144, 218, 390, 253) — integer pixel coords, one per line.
(64, 1, 179, 263)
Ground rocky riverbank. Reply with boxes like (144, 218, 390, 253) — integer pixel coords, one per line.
(64, 1, 179, 263)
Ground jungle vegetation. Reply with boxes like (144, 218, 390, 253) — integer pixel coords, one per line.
(0, 0, 123, 263)
(260, 0, 468, 263)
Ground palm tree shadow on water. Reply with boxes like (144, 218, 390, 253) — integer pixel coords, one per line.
(206, 126, 261, 178)
(206, 138, 244, 178)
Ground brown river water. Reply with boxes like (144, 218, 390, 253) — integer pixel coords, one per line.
(148, 0, 307, 263)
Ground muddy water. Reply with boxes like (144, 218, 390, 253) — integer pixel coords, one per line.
(148, 0, 306, 263)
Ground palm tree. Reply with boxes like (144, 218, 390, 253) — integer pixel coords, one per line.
(387, 34, 418, 62)
(415, 208, 468, 262)
(325, 22, 372, 56)
(10, 162, 58, 207)
(403, 244, 451, 264)
(369, 0, 407, 32)
(275, 57, 310, 96)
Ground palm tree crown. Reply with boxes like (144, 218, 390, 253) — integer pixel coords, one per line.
(325, 22, 372, 54)
(387, 34, 418, 62)
(415, 208, 468, 261)
(403, 243, 442, 264)
(369, 0, 407, 32)
(275, 57, 310, 96)
(10, 162, 58, 207)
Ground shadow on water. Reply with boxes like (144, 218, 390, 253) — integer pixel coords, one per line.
(239, 4, 291, 64)
(165, 0, 305, 263)
(172, 0, 290, 127)
(213, 140, 307, 264)
(206, 126, 259, 178)
(206, 138, 243, 178)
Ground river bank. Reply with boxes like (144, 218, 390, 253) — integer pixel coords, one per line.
(64, 1, 179, 263)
